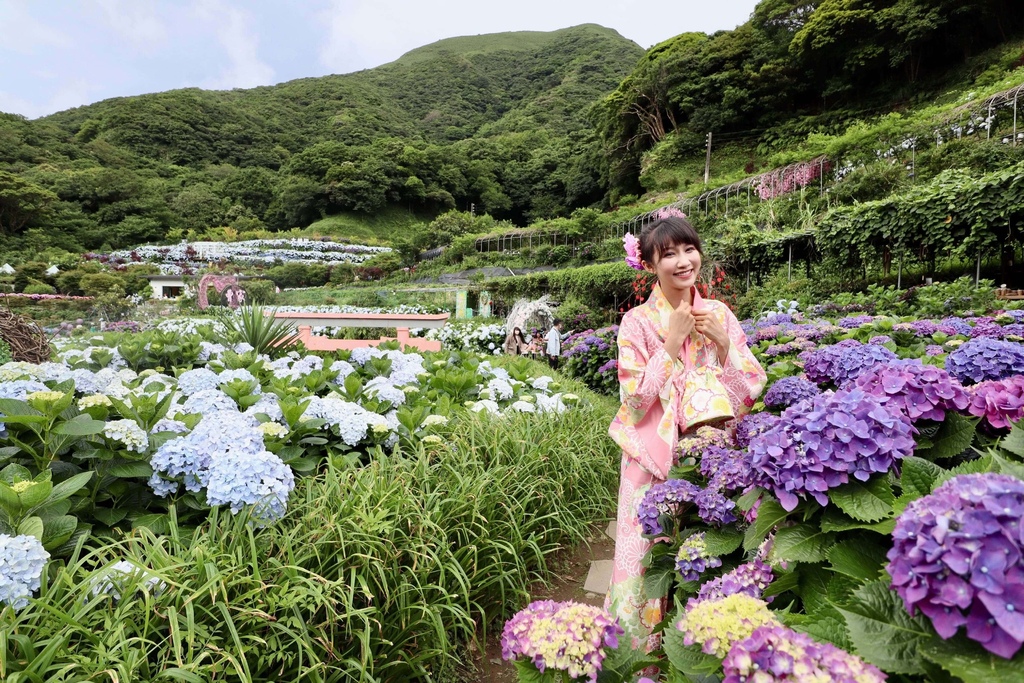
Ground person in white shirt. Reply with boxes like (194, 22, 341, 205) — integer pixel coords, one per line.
(546, 319, 565, 369)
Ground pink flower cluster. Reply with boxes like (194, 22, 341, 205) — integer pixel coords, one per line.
(965, 375, 1024, 429)
(0, 293, 94, 301)
(754, 159, 829, 201)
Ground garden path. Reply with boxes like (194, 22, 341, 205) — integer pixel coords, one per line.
(471, 521, 616, 682)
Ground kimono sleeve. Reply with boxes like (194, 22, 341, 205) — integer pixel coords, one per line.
(616, 314, 676, 416)
(717, 304, 767, 415)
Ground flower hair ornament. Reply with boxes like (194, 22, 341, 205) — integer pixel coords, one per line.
(622, 206, 688, 271)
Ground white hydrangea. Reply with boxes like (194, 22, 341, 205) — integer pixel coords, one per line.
(486, 378, 514, 401)
(103, 419, 150, 453)
(422, 414, 448, 427)
(78, 393, 113, 409)
(89, 560, 166, 601)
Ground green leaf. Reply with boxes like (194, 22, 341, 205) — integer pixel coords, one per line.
(762, 569, 800, 598)
(41, 471, 94, 507)
(107, 462, 154, 479)
(643, 567, 676, 600)
(92, 508, 129, 527)
(702, 527, 743, 557)
(40, 515, 78, 550)
(132, 514, 171, 534)
(16, 479, 52, 508)
(820, 508, 896, 534)
(53, 415, 108, 436)
(662, 624, 721, 676)
(785, 614, 853, 650)
(0, 463, 32, 485)
(836, 580, 931, 675)
(935, 453, 995, 486)
(17, 515, 44, 540)
(901, 456, 943, 498)
(512, 658, 560, 683)
(920, 634, 1024, 682)
(826, 540, 888, 583)
(918, 413, 977, 460)
(743, 498, 790, 551)
(769, 524, 835, 564)
(1001, 421, 1024, 458)
(829, 477, 894, 523)
(0, 481, 21, 513)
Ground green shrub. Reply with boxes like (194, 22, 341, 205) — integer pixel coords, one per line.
(23, 280, 56, 295)
(13, 262, 50, 292)
(0, 337, 11, 364)
(241, 278, 276, 304)
(78, 273, 124, 298)
(546, 245, 572, 265)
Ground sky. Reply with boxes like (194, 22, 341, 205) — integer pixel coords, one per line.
(0, 0, 761, 120)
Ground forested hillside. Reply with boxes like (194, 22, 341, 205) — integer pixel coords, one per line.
(0, 24, 642, 258)
(596, 0, 1024, 197)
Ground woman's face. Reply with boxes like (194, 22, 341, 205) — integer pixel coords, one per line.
(646, 241, 701, 296)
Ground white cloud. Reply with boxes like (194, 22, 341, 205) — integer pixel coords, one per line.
(191, 0, 275, 90)
(0, 78, 94, 119)
(0, 0, 71, 55)
(94, 0, 168, 50)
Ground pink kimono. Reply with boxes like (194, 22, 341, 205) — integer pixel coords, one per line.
(605, 284, 766, 650)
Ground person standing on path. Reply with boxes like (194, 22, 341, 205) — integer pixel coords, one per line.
(606, 211, 766, 653)
(546, 319, 565, 369)
(503, 326, 528, 356)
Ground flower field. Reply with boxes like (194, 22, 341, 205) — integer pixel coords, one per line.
(90, 238, 392, 273)
(505, 305, 1024, 681)
(0, 321, 618, 680)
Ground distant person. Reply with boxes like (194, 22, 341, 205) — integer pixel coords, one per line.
(546, 319, 566, 369)
(503, 326, 527, 356)
(526, 331, 544, 359)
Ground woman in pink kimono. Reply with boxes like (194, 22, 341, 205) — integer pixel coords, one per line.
(606, 212, 766, 651)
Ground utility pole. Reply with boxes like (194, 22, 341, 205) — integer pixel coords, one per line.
(704, 132, 713, 185)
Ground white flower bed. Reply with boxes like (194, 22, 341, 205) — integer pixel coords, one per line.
(98, 238, 392, 274)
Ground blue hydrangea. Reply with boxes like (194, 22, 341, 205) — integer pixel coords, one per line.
(763, 376, 821, 409)
(152, 418, 189, 434)
(945, 338, 1024, 385)
(0, 533, 49, 610)
(205, 448, 295, 523)
(244, 395, 284, 423)
(217, 368, 261, 392)
(181, 389, 238, 415)
(198, 342, 227, 362)
(89, 560, 166, 602)
(363, 376, 407, 406)
(0, 379, 48, 399)
(177, 368, 220, 396)
(329, 359, 355, 380)
(305, 396, 370, 446)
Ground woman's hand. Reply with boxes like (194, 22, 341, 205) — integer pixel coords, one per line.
(664, 299, 695, 358)
(693, 309, 730, 362)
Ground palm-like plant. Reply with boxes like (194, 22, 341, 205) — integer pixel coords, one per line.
(219, 305, 300, 357)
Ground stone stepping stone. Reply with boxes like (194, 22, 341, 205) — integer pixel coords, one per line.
(604, 520, 616, 541)
(584, 559, 613, 595)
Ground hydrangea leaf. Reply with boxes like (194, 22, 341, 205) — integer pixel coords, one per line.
(934, 453, 995, 486)
(701, 527, 743, 557)
(900, 456, 943, 498)
(17, 515, 44, 540)
(829, 477, 895, 523)
(643, 566, 676, 600)
(836, 580, 931, 675)
(598, 643, 661, 683)
(820, 507, 896, 534)
(512, 658, 559, 683)
(920, 634, 1024, 682)
(661, 624, 722, 676)
(40, 514, 77, 550)
(762, 568, 800, 598)
(768, 523, 835, 564)
(999, 421, 1024, 459)
(131, 513, 171, 534)
(52, 415, 107, 437)
(106, 462, 154, 479)
(917, 413, 978, 460)
(826, 539, 888, 583)
(783, 612, 853, 650)
(742, 498, 790, 551)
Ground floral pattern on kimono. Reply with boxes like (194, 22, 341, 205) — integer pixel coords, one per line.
(605, 284, 766, 650)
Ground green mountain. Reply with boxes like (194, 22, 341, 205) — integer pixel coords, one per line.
(0, 24, 643, 257)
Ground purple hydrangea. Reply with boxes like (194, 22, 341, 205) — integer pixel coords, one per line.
(925, 345, 945, 356)
(694, 559, 774, 604)
(501, 600, 623, 680)
(637, 480, 735, 535)
(1003, 310, 1024, 324)
(945, 338, 1024, 384)
(596, 359, 617, 375)
(837, 315, 875, 329)
(1003, 323, 1024, 338)
(970, 320, 1004, 339)
(852, 359, 969, 422)
(723, 623, 886, 683)
(675, 533, 722, 582)
(764, 376, 821, 409)
(764, 339, 816, 358)
(800, 340, 898, 387)
(734, 412, 781, 449)
(699, 445, 754, 492)
(965, 375, 1024, 429)
(888, 474, 1024, 658)
(909, 319, 939, 337)
(746, 387, 916, 510)
(868, 335, 893, 345)
(676, 426, 734, 462)
(938, 317, 974, 336)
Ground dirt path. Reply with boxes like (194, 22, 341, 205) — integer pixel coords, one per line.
(465, 522, 616, 682)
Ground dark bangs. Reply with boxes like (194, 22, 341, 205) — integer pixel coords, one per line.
(639, 216, 703, 264)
